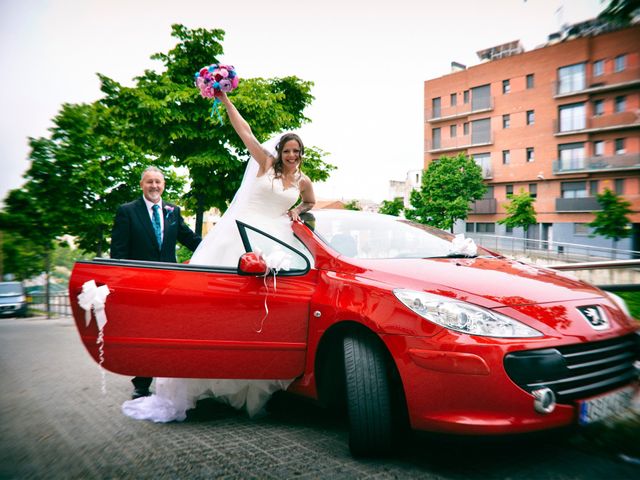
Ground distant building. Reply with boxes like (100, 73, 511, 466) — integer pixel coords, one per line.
(389, 169, 423, 207)
(423, 20, 640, 254)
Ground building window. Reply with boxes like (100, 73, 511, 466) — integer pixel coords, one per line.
(559, 103, 586, 132)
(559, 142, 585, 170)
(466, 223, 475, 233)
(471, 84, 491, 110)
(471, 118, 491, 144)
(526, 147, 535, 162)
(463, 90, 469, 104)
(502, 150, 510, 164)
(615, 179, 624, 194)
(593, 99, 604, 116)
(561, 181, 587, 199)
(529, 183, 537, 198)
(463, 122, 469, 135)
(593, 60, 604, 77)
(526, 110, 535, 125)
(574, 223, 590, 236)
(594, 140, 604, 156)
(558, 63, 586, 94)
(505, 225, 513, 234)
(450, 93, 457, 106)
(615, 54, 626, 72)
(502, 79, 510, 94)
(614, 95, 626, 113)
(502, 114, 510, 129)
(526, 74, 534, 89)
(590, 180, 599, 196)
(472, 152, 491, 178)
(432, 127, 441, 149)
(432, 97, 441, 118)
(615, 138, 625, 154)
(476, 223, 495, 233)
(506, 184, 514, 196)
(450, 124, 457, 137)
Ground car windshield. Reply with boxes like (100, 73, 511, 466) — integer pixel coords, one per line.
(305, 210, 488, 259)
(0, 283, 23, 295)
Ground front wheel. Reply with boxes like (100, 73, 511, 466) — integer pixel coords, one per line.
(343, 332, 394, 456)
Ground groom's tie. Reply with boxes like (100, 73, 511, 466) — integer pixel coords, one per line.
(152, 204, 162, 247)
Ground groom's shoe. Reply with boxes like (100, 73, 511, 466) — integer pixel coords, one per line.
(131, 388, 151, 400)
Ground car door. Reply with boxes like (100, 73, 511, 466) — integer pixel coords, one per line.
(70, 222, 316, 380)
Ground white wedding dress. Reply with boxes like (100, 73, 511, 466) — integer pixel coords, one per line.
(122, 148, 309, 422)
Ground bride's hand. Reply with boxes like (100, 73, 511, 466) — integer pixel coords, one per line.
(288, 208, 301, 222)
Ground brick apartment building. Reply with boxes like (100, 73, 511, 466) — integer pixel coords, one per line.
(423, 21, 640, 255)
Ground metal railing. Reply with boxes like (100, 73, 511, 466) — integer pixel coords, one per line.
(470, 233, 640, 261)
(28, 293, 71, 318)
(553, 153, 640, 174)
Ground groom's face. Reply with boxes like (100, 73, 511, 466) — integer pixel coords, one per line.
(140, 171, 165, 204)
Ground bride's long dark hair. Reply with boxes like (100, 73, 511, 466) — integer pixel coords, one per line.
(273, 133, 304, 181)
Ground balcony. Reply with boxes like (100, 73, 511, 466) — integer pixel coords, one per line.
(469, 198, 497, 214)
(554, 111, 640, 136)
(553, 67, 640, 98)
(555, 197, 601, 212)
(425, 98, 494, 123)
(425, 134, 493, 154)
(553, 153, 640, 174)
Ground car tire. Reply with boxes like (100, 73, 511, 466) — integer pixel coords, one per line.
(343, 332, 393, 457)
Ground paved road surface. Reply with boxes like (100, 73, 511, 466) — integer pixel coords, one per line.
(1, 317, 638, 479)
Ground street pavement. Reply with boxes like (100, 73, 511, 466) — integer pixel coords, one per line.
(1, 316, 638, 479)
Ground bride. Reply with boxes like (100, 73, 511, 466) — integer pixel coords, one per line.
(122, 91, 316, 422)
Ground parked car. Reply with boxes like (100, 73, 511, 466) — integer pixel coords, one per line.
(0, 281, 28, 318)
(69, 210, 640, 456)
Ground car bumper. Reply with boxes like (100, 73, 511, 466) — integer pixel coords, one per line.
(0, 303, 28, 317)
(382, 332, 640, 435)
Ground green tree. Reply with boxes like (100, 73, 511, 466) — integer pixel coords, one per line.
(598, 0, 640, 25)
(589, 188, 632, 254)
(344, 200, 361, 211)
(497, 189, 537, 233)
(378, 197, 404, 216)
(100, 24, 335, 235)
(405, 153, 486, 231)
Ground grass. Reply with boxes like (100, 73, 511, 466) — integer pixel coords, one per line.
(617, 291, 640, 321)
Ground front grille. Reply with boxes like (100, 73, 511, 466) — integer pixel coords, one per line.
(504, 333, 639, 403)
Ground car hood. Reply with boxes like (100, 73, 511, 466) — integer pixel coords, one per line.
(349, 256, 604, 308)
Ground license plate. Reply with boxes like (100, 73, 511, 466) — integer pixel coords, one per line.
(578, 385, 637, 425)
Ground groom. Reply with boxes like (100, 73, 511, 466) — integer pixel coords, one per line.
(110, 166, 201, 399)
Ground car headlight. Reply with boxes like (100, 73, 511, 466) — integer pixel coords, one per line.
(605, 291, 631, 318)
(18, 295, 26, 302)
(393, 289, 543, 338)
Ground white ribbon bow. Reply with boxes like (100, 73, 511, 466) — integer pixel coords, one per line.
(253, 247, 292, 333)
(448, 234, 478, 257)
(77, 279, 111, 394)
(78, 279, 111, 330)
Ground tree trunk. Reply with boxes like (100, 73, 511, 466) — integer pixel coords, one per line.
(45, 249, 51, 319)
(195, 192, 205, 237)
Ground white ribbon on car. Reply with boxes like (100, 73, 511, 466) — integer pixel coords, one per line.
(254, 247, 292, 333)
(78, 280, 111, 394)
(448, 234, 478, 257)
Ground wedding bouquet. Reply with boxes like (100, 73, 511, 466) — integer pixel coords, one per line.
(194, 64, 239, 123)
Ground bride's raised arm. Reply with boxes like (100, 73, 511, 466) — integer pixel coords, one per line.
(218, 92, 273, 174)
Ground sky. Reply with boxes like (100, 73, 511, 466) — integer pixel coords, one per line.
(0, 0, 604, 205)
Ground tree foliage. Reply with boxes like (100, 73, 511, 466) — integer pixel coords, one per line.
(344, 200, 361, 211)
(405, 153, 486, 231)
(589, 188, 632, 245)
(497, 189, 537, 232)
(378, 197, 405, 216)
(598, 0, 640, 25)
(99, 24, 335, 233)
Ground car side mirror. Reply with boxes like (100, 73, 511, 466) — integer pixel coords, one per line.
(237, 252, 268, 276)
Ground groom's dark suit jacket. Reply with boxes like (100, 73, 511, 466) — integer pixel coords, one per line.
(110, 197, 201, 262)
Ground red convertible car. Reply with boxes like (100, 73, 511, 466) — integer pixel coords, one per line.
(70, 210, 639, 456)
